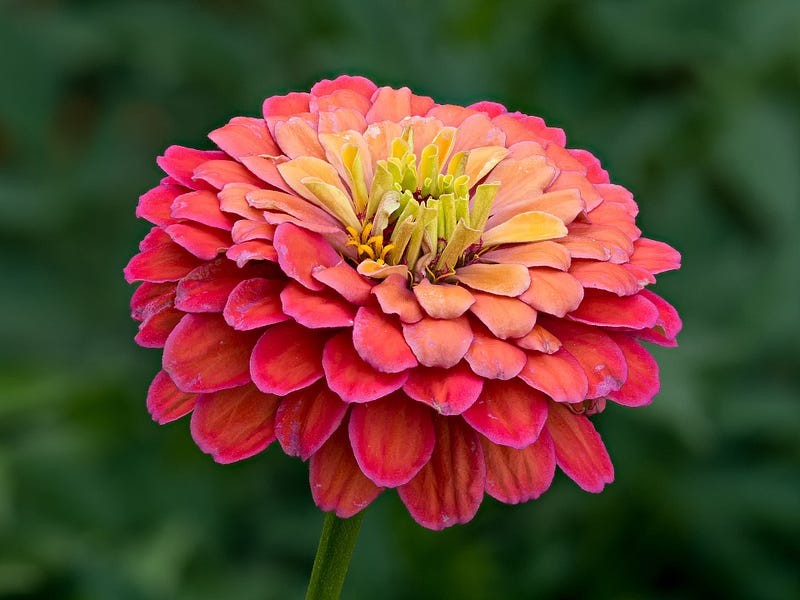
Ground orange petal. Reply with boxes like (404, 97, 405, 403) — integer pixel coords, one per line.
(208, 116, 280, 158)
(372, 274, 424, 323)
(519, 268, 584, 317)
(193, 159, 263, 189)
(629, 237, 681, 274)
(279, 281, 357, 328)
(165, 223, 230, 260)
(468, 291, 537, 339)
(454, 263, 531, 297)
(481, 211, 567, 246)
(412, 279, 475, 319)
(313, 262, 374, 306)
(137, 184, 183, 226)
(518, 348, 589, 403)
(402, 316, 473, 369)
(514, 323, 561, 354)
(481, 240, 571, 270)
(569, 260, 641, 296)
(464, 328, 527, 380)
(272, 116, 326, 160)
(273, 223, 341, 291)
(482, 428, 555, 504)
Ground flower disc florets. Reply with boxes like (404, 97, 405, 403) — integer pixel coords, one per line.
(125, 76, 681, 530)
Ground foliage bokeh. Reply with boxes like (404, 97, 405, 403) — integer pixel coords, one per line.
(1, 0, 798, 598)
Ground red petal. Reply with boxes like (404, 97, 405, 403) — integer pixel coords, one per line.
(279, 281, 356, 328)
(630, 237, 681, 274)
(412, 279, 475, 319)
(135, 306, 183, 348)
(352, 307, 417, 373)
(569, 260, 641, 296)
(403, 363, 483, 415)
(250, 322, 327, 395)
(163, 313, 260, 393)
(402, 316, 473, 369)
(170, 190, 236, 230)
(274, 381, 348, 460)
(190, 383, 280, 463)
(309, 424, 383, 518)
(156, 146, 226, 191)
(174, 259, 249, 313)
(273, 223, 341, 291)
(313, 262, 374, 305)
(231, 219, 276, 243)
(263, 92, 310, 119)
(322, 332, 408, 403)
(468, 291, 538, 339)
(131, 281, 175, 320)
(146, 370, 197, 424)
(520, 268, 584, 317)
(607, 333, 660, 406)
(124, 228, 201, 283)
(165, 223, 230, 260)
(639, 289, 682, 340)
(482, 428, 556, 504)
(349, 393, 435, 487)
(568, 292, 658, 330)
(226, 240, 278, 267)
(371, 274, 424, 323)
(464, 328, 527, 380)
(546, 403, 614, 493)
(463, 379, 548, 448)
(137, 184, 183, 226)
(397, 417, 486, 530)
(518, 348, 589, 403)
(223, 278, 288, 330)
(545, 320, 627, 399)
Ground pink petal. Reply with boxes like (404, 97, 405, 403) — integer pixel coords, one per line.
(223, 278, 288, 330)
(464, 328, 527, 380)
(566, 224, 633, 264)
(311, 75, 377, 99)
(568, 292, 659, 329)
(569, 260, 641, 296)
(190, 383, 280, 463)
(402, 316, 473, 369)
(124, 228, 201, 283)
(309, 424, 383, 518)
(322, 332, 408, 403)
(545, 320, 627, 399)
(546, 403, 614, 493)
(226, 240, 279, 266)
(468, 291, 538, 339)
(193, 159, 263, 189)
(131, 281, 175, 321)
(231, 219, 276, 243)
(156, 146, 226, 191)
(352, 306, 417, 373)
(397, 417, 486, 530)
(469, 101, 507, 117)
(279, 281, 357, 328)
(273, 223, 341, 291)
(412, 279, 475, 319)
(630, 237, 681, 274)
(519, 268, 584, 317)
(170, 190, 236, 230)
(240, 155, 296, 193)
(262, 91, 310, 120)
(165, 223, 230, 260)
(518, 348, 589, 403)
(218, 182, 265, 220)
(371, 274, 424, 323)
(463, 379, 549, 448)
(146, 370, 197, 424)
(365, 86, 412, 122)
(312, 262, 374, 305)
(274, 381, 348, 460)
(163, 313, 260, 393)
(349, 393, 435, 487)
(481, 427, 556, 503)
(208, 116, 280, 158)
(250, 321, 327, 395)
(135, 306, 183, 348)
(607, 334, 660, 407)
(174, 259, 251, 313)
(403, 363, 483, 415)
(137, 184, 183, 226)
(568, 149, 609, 184)
(313, 89, 373, 114)
(246, 188, 342, 233)
(639, 289, 682, 340)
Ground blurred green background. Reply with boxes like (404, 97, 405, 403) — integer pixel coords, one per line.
(1, 0, 798, 598)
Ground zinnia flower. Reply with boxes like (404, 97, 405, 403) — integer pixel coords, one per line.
(125, 76, 681, 530)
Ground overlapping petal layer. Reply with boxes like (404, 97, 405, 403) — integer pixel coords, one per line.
(127, 76, 680, 529)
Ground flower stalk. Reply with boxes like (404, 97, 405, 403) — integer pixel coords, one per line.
(305, 511, 365, 600)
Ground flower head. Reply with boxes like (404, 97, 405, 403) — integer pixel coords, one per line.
(125, 76, 681, 530)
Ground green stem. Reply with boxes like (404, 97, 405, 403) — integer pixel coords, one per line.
(304, 511, 365, 600)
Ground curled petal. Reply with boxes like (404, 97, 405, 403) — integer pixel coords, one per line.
(463, 379, 549, 448)
(402, 316, 473, 369)
(349, 393, 435, 487)
(366, 86, 412, 122)
(309, 424, 383, 518)
(146, 370, 197, 424)
(639, 289, 682, 341)
(274, 381, 348, 460)
(397, 417, 486, 530)
(250, 322, 327, 395)
(515, 323, 561, 353)
(403, 363, 483, 415)
(190, 384, 280, 463)
(482, 428, 556, 504)
(546, 403, 614, 493)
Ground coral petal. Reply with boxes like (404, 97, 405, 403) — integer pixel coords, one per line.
(520, 268, 584, 317)
(309, 424, 383, 518)
(223, 278, 288, 330)
(568, 292, 659, 329)
(403, 363, 483, 415)
(412, 279, 475, 319)
(250, 322, 327, 395)
(146, 370, 197, 424)
(630, 238, 682, 274)
(124, 228, 201, 283)
(190, 384, 280, 463)
(366, 86, 412, 122)
(322, 332, 408, 403)
(464, 329, 527, 380)
(463, 379, 549, 448)
(518, 348, 589, 403)
(156, 146, 226, 190)
(280, 281, 356, 328)
(397, 418, 485, 530)
(352, 307, 417, 373)
(174, 259, 249, 313)
(482, 429, 556, 504)
(546, 403, 614, 493)
(349, 394, 435, 487)
(273, 117, 326, 160)
(135, 307, 183, 348)
(274, 381, 348, 460)
(164, 313, 260, 393)
(402, 316, 473, 369)
(273, 223, 341, 291)
(208, 116, 279, 158)
(468, 291, 537, 339)
(482, 241, 571, 270)
(170, 190, 236, 230)
(639, 289, 682, 340)
(607, 334, 660, 406)
(313, 262, 374, 305)
(137, 184, 183, 226)
(372, 274, 424, 323)
(515, 324, 561, 353)
(569, 261, 641, 296)
(165, 223, 230, 260)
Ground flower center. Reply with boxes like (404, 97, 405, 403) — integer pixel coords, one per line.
(343, 126, 499, 282)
